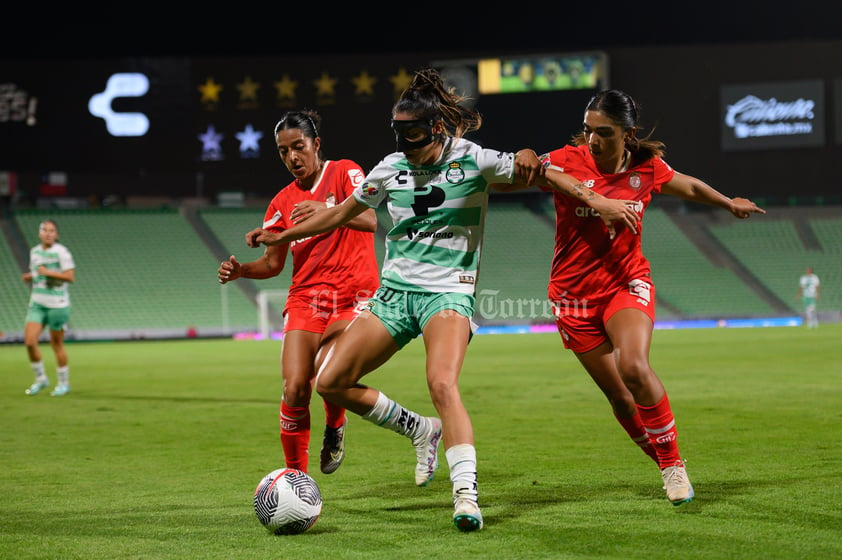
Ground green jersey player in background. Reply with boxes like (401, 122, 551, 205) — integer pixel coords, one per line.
(22, 219, 76, 397)
(798, 266, 820, 328)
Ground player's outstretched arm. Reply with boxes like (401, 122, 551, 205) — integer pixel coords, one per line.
(246, 196, 369, 248)
(661, 172, 766, 219)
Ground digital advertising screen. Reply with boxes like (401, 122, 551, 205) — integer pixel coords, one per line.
(720, 80, 825, 151)
(435, 53, 608, 155)
(0, 58, 194, 174)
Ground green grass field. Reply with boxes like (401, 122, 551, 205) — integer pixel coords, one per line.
(2, 325, 840, 559)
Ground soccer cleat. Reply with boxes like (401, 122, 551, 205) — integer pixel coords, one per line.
(50, 384, 71, 397)
(453, 497, 484, 532)
(319, 419, 347, 474)
(661, 460, 694, 505)
(25, 378, 50, 396)
(413, 417, 442, 487)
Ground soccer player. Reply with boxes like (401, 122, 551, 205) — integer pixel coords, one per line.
(218, 110, 380, 475)
(538, 89, 765, 505)
(244, 69, 638, 530)
(22, 219, 75, 397)
(798, 266, 820, 328)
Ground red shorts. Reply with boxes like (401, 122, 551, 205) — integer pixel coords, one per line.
(283, 293, 368, 334)
(551, 279, 656, 353)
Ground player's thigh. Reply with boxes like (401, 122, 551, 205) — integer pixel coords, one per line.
(575, 342, 632, 400)
(23, 322, 44, 346)
(605, 307, 653, 369)
(281, 330, 321, 384)
(318, 310, 399, 388)
(421, 310, 471, 385)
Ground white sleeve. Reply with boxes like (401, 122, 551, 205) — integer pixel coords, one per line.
(353, 159, 390, 208)
(478, 147, 516, 184)
(59, 245, 75, 270)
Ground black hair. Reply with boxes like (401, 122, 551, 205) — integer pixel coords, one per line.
(39, 219, 59, 231)
(572, 89, 665, 160)
(274, 110, 325, 159)
(392, 68, 482, 140)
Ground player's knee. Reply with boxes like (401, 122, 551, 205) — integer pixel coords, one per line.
(315, 372, 347, 399)
(283, 382, 312, 405)
(617, 356, 652, 384)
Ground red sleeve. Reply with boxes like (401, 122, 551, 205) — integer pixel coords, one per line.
(262, 188, 290, 232)
(333, 159, 366, 201)
(651, 157, 675, 193)
(538, 148, 569, 192)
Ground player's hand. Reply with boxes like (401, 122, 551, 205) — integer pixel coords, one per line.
(591, 198, 640, 239)
(246, 227, 284, 247)
(290, 200, 327, 224)
(218, 255, 240, 284)
(245, 227, 265, 248)
(514, 149, 545, 186)
(730, 197, 766, 219)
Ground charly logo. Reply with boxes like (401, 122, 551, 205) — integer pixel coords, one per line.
(88, 73, 150, 137)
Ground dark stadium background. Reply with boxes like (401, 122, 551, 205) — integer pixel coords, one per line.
(2, 6, 841, 204)
(2, 5, 841, 340)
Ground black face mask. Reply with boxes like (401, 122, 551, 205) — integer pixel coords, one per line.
(391, 119, 436, 152)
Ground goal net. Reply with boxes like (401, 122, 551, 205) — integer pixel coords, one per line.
(256, 289, 288, 339)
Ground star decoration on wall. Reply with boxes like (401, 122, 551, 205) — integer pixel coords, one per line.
(197, 78, 223, 103)
(352, 71, 377, 95)
(198, 124, 224, 161)
(389, 68, 414, 98)
(313, 72, 337, 97)
(236, 123, 263, 157)
(274, 74, 298, 100)
(236, 76, 260, 101)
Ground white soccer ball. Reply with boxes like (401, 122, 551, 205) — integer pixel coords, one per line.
(253, 468, 323, 535)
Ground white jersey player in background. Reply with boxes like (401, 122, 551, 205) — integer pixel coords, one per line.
(798, 266, 820, 328)
(22, 219, 76, 397)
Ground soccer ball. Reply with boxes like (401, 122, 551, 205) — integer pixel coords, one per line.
(253, 468, 322, 535)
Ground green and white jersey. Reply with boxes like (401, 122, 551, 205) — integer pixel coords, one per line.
(800, 273, 820, 299)
(354, 137, 515, 294)
(28, 242, 74, 308)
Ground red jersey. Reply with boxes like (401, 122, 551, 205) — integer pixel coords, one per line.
(263, 159, 380, 305)
(541, 144, 675, 302)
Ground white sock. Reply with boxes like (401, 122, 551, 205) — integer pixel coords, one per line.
(31, 361, 46, 380)
(57, 366, 69, 386)
(446, 443, 478, 503)
(362, 391, 430, 442)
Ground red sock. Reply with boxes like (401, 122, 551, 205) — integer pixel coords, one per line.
(323, 398, 346, 430)
(280, 403, 310, 472)
(637, 394, 682, 468)
(614, 412, 659, 464)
